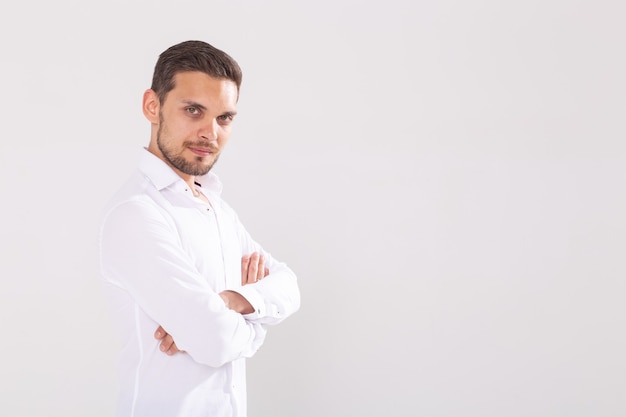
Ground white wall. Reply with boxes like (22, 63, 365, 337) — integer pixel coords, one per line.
(1, 1, 625, 416)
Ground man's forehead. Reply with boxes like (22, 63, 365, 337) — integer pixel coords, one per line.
(167, 72, 238, 107)
(172, 72, 237, 90)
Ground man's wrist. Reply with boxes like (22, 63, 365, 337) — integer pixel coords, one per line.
(220, 290, 254, 314)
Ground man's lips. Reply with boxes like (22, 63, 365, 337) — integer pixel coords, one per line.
(188, 146, 216, 157)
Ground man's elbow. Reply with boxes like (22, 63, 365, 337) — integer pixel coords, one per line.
(285, 284, 302, 317)
(183, 321, 260, 367)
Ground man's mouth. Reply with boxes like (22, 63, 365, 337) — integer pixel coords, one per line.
(188, 146, 216, 157)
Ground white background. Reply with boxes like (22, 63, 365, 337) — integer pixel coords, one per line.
(1, 1, 625, 416)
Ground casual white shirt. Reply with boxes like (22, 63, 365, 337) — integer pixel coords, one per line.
(99, 149, 300, 417)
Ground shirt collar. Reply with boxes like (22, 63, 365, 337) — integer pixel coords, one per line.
(138, 148, 223, 196)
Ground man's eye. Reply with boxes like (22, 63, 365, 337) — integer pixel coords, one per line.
(186, 107, 200, 115)
(218, 114, 234, 122)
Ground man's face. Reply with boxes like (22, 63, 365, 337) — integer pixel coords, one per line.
(153, 71, 238, 178)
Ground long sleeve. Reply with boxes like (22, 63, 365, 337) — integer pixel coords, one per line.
(100, 150, 301, 417)
(100, 197, 266, 368)
(223, 204, 301, 325)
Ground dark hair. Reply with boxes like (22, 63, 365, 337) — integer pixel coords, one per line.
(151, 40, 242, 103)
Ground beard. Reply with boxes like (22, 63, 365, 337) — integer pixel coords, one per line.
(156, 117, 219, 177)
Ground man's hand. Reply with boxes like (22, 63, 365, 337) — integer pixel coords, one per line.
(155, 326, 184, 355)
(155, 253, 269, 355)
(241, 251, 269, 285)
(222, 251, 270, 314)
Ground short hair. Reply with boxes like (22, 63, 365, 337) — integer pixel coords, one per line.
(150, 40, 242, 103)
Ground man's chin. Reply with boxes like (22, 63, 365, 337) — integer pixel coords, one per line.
(191, 161, 216, 176)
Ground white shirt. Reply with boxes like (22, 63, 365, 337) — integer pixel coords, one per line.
(99, 149, 300, 417)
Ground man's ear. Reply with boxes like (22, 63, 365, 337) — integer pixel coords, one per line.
(142, 89, 160, 124)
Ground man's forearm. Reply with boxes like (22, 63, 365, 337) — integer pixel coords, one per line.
(155, 253, 267, 354)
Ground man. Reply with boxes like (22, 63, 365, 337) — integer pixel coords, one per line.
(99, 40, 301, 417)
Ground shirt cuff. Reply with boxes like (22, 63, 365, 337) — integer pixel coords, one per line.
(231, 285, 265, 320)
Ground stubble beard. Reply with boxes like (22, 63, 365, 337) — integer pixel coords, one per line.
(156, 119, 219, 177)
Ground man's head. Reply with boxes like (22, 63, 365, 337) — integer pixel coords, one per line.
(151, 40, 242, 104)
(143, 41, 241, 180)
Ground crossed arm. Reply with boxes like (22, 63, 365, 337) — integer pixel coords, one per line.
(155, 251, 268, 355)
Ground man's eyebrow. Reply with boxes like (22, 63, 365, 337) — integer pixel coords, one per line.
(181, 100, 237, 116)
(181, 100, 207, 110)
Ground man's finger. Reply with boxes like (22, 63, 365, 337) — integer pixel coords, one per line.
(154, 326, 166, 340)
(241, 255, 250, 285)
(247, 252, 260, 283)
(167, 341, 181, 355)
(159, 334, 174, 352)
(257, 254, 265, 281)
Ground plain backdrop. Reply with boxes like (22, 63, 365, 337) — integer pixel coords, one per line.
(1, 1, 625, 416)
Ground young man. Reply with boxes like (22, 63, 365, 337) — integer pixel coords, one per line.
(99, 40, 301, 417)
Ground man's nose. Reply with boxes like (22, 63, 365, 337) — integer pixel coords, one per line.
(199, 119, 218, 141)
